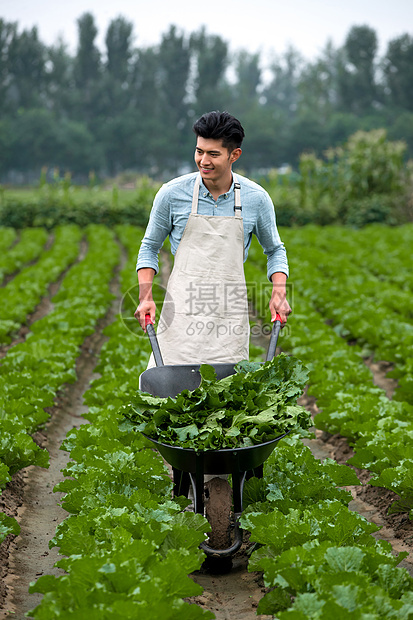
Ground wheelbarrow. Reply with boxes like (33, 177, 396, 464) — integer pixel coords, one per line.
(139, 314, 290, 561)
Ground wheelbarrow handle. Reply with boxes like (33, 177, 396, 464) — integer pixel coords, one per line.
(265, 313, 282, 362)
(145, 314, 164, 367)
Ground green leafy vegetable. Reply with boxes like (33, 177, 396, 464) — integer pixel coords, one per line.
(122, 353, 312, 451)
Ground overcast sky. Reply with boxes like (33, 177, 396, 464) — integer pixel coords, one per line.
(2, 0, 413, 62)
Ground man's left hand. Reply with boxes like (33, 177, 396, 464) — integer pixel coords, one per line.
(269, 272, 291, 325)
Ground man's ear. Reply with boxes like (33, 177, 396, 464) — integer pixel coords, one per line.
(230, 148, 242, 163)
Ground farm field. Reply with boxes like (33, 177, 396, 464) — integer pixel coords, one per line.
(1, 222, 413, 618)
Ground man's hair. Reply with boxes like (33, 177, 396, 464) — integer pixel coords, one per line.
(192, 111, 245, 151)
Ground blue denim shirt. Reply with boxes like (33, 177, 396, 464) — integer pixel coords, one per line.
(136, 172, 288, 280)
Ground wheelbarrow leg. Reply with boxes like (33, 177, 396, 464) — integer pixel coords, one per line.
(172, 467, 190, 498)
(246, 464, 263, 480)
(232, 469, 246, 514)
(188, 455, 205, 514)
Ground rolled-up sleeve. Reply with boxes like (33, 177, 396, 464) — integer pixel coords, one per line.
(254, 192, 289, 280)
(136, 185, 172, 274)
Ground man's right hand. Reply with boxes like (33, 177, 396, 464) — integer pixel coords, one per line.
(135, 267, 156, 330)
(135, 300, 157, 331)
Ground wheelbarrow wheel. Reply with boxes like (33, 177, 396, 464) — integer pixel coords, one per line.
(204, 477, 232, 549)
(203, 477, 234, 573)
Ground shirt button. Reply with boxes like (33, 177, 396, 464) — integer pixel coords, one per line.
(203, 192, 207, 197)
(224, 194, 228, 199)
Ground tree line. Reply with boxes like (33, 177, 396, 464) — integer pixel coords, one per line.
(1, 13, 413, 182)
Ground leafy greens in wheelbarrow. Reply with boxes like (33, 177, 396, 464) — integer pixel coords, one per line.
(122, 354, 312, 451)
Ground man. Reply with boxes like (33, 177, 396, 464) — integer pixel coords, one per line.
(135, 111, 291, 366)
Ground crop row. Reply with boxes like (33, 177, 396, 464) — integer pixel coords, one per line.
(282, 224, 413, 404)
(0, 227, 49, 282)
(0, 225, 119, 545)
(0, 227, 17, 253)
(241, 438, 413, 617)
(311, 224, 413, 291)
(27, 225, 413, 617)
(0, 225, 83, 344)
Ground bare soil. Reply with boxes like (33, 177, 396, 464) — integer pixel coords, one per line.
(1, 276, 412, 618)
(189, 551, 272, 620)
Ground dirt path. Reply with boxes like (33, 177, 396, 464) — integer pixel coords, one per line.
(189, 554, 271, 620)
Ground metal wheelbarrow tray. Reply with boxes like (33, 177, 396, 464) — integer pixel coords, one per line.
(139, 314, 289, 558)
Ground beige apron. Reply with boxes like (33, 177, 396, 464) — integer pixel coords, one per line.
(147, 173, 249, 367)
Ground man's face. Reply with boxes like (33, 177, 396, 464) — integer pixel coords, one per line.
(194, 137, 241, 186)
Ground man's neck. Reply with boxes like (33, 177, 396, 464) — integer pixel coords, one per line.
(202, 173, 233, 201)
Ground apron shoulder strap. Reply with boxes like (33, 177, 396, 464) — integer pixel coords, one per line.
(191, 174, 201, 214)
(233, 173, 242, 218)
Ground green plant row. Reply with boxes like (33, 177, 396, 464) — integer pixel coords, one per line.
(286, 224, 413, 405)
(0, 225, 83, 344)
(303, 223, 413, 291)
(241, 438, 413, 618)
(246, 231, 413, 515)
(27, 225, 213, 619)
(0, 225, 120, 545)
(246, 225, 413, 402)
(280, 224, 413, 404)
(0, 227, 49, 283)
(0, 227, 17, 252)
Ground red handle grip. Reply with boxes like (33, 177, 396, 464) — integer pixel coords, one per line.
(266, 314, 282, 361)
(144, 313, 163, 366)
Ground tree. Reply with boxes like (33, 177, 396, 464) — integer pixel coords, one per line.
(158, 26, 190, 120)
(227, 49, 262, 123)
(297, 40, 341, 120)
(234, 50, 261, 104)
(73, 13, 102, 121)
(325, 112, 360, 146)
(46, 38, 76, 117)
(155, 26, 191, 170)
(337, 25, 379, 114)
(262, 46, 304, 115)
(55, 119, 105, 174)
(106, 16, 134, 82)
(383, 34, 413, 112)
(0, 118, 14, 174)
(7, 25, 46, 109)
(8, 108, 59, 171)
(189, 28, 229, 115)
(127, 46, 165, 174)
(99, 16, 135, 127)
(388, 111, 413, 158)
(0, 19, 18, 114)
(238, 105, 287, 171)
(287, 112, 329, 164)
